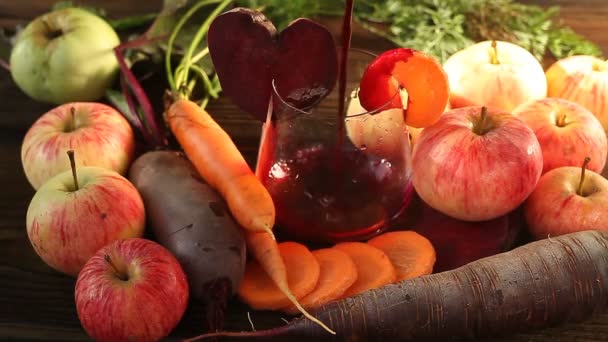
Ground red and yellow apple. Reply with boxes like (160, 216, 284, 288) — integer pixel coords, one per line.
(513, 97, 607, 174)
(443, 40, 547, 112)
(26, 152, 145, 276)
(524, 159, 608, 239)
(546, 55, 608, 131)
(21, 102, 135, 190)
(75, 238, 189, 341)
(412, 106, 543, 221)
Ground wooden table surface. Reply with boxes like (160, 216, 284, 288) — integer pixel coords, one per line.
(1, 1, 607, 341)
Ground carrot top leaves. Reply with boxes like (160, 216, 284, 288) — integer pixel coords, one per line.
(109, 0, 230, 149)
(165, 0, 231, 105)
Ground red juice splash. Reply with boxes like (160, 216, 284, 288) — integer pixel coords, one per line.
(335, 0, 355, 175)
(338, 0, 355, 125)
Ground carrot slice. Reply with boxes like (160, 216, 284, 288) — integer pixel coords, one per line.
(239, 233, 334, 334)
(281, 248, 358, 314)
(367, 231, 436, 281)
(165, 99, 275, 236)
(333, 242, 396, 298)
(239, 239, 319, 309)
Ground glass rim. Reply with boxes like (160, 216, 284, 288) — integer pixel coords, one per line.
(270, 48, 400, 120)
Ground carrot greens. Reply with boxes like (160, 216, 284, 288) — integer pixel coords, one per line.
(237, 0, 604, 62)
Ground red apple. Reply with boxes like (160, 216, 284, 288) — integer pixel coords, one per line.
(21, 102, 135, 190)
(513, 97, 607, 174)
(524, 158, 608, 239)
(75, 238, 189, 342)
(443, 40, 547, 112)
(412, 106, 543, 221)
(26, 151, 145, 276)
(546, 55, 608, 131)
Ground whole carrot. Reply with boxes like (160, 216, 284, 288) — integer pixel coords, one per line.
(185, 230, 608, 341)
(165, 99, 275, 236)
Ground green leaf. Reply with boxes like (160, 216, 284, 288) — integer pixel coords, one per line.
(241, 0, 603, 63)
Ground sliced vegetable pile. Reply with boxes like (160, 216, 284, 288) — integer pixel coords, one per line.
(238, 231, 435, 314)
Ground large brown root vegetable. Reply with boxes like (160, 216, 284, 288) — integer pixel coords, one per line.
(187, 230, 608, 341)
(129, 150, 246, 332)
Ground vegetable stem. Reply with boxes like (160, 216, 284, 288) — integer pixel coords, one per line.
(114, 36, 167, 147)
(189, 64, 220, 98)
(165, 0, 223, 91)
(104, 254, 128, 281)
(490, 40, 499, 65)
(69, 107, 76, 132)
(190, 46, 210, 65)
(556, 113, 567, 127)
(473, 107, 489, 135)
(67, 150, 79, 191)
(577, 157, 591, 196)
(175, 0, 232, 94)
(118, 75, 155, 146)
(166, 0, 230, 96)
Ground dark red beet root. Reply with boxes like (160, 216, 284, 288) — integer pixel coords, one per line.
(208, 8, 337, 121)
(185, 231, 608, 341)
(411, 198, 523, 272)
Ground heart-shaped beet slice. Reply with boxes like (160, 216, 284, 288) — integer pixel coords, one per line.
(274, 19, 338, 110)
(208, 8, 278, 121)
(358, 48, 449, 128)
(208, 8, 337, 121)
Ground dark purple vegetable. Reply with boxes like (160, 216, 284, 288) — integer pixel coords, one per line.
(185, 230, 608, 341)
(208, 7, 338, 121)
(409, 196, 522, 273)
(128, 150, 246, 331)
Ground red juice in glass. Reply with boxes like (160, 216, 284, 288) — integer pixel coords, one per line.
(256, 49, 414, 243)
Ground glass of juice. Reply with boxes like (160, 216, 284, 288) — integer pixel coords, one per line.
(256, 49, 414, 243)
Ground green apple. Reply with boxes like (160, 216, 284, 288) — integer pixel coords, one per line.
(10, 8, 120, 104)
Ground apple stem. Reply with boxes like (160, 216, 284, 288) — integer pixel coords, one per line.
(473, 106, 489, 135)
(104, 254, 128, 281)
(69, 107, 76, 132)
(67, 150, 79, 191)
(577, 157, 591, 196)
(490, 40, 499, 65)
(557, 113, 567, 127)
